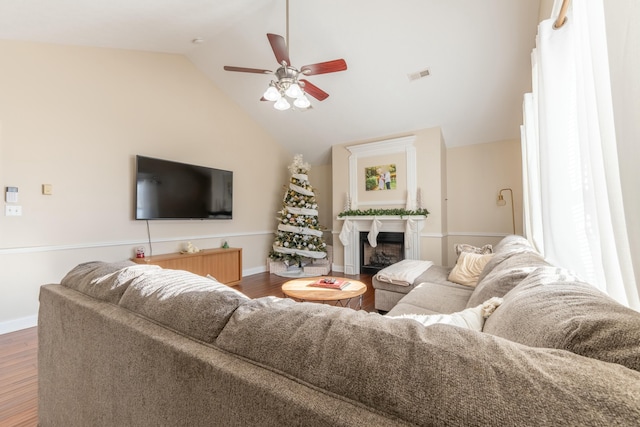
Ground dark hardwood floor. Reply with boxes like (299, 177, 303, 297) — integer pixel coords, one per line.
(0, 271, 374, 426)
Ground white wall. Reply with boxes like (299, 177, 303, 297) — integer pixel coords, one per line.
(0, 40, 292, 332)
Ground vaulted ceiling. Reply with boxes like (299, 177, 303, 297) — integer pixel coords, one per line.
(0, 0, 541, 164)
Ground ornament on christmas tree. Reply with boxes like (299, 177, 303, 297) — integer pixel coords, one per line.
(269, 154, 327, 266)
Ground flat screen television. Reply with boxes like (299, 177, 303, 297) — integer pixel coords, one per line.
(135, 155, 233, 220)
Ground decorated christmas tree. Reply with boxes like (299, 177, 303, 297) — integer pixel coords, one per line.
(269, 154, 327, 267)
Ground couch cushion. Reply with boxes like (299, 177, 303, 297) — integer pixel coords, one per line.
(483, 267, 640, 372)
(388, 297, 503, 331)
(60, 261, 161, 304)
(217, 296, 640, 426)
(386, 281, 474, 316)
(466, 250, 550, 308)
(119, 268, 249, 343)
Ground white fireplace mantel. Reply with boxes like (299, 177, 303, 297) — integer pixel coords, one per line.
(338, 216, 425, 275)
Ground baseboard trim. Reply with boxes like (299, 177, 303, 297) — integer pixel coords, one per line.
(243, 265, 267, 277)
(0, 315, 37, 335)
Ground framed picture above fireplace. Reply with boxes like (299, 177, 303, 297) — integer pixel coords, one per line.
(346, 135, 417, 209)
(364, 164, 397, 192)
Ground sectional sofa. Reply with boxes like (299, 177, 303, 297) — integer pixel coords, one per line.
(38, 236, 640, 426)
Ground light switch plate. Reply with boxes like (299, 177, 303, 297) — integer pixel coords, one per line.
(5, 205, 22, 216)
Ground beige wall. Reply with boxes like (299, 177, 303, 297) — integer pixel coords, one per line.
(445, 139, 523, 263)
(0, 40, 292, 331)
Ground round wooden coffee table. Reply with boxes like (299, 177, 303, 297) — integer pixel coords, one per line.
(281, 277, 367, 310)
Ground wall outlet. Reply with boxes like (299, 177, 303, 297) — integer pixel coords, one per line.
(5, 205, 22, 216)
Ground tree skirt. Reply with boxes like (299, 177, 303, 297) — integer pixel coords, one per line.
(274, 268, 318, 278)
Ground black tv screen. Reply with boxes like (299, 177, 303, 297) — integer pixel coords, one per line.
(135, 155, 233, 220)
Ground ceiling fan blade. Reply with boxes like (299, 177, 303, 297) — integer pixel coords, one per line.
(224, 66, 272, 74)
(267, 33, 290, 66)
(301, 59, 347, 76)
(300, 79, 329, 101)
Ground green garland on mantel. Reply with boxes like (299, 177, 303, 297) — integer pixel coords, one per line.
(338, 208, 429, 217)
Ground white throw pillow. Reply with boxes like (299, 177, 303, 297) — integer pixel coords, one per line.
(448, 252, 493, 287)
(390, 297, 503, 331)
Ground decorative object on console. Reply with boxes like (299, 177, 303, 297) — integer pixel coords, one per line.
(181, 242, 200, 254)
(269, 154, 327, 270)
(497, 188, 515, 234)
(222, 0, 347, 111)
(135, 247, 145, 259)
(448, 252, 494, 287)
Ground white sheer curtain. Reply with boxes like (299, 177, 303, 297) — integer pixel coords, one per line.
(521, 0, 639, 309)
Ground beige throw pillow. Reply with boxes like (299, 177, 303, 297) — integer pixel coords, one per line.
(448, 252, 493, 287)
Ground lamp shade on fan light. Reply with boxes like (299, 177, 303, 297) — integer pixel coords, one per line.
(263, 85, 280, 101)
(274, 97, 291, 110)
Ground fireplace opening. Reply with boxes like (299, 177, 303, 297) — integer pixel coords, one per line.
(359, 232, 404, 274)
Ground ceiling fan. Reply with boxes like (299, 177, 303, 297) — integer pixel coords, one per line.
(223, 0, 347, 111)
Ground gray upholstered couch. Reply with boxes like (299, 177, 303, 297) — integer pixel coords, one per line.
(38, 236, 640, 426)
(372, 234, 550, 314)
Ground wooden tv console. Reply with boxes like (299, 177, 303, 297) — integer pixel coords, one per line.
(131, 247, 242, 286)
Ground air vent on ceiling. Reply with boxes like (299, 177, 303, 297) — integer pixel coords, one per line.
(407, 68, 431, 82)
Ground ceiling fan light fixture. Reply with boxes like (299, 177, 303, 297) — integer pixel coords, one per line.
(285, 82, 303, 98)
(263, 84, 281, 101)
(294, 94, 311, 109)
(274, 97, 291, 110)
(223, 0, 347, 112)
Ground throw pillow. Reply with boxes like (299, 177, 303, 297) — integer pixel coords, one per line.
(390, 297, 503, 331)
(448, 252, 493, 287)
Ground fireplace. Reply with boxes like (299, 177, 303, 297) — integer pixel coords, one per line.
(359, 232, 404, 274)
(339, 216, 425, 275)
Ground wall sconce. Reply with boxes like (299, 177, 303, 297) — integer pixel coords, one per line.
(497, 188, 515, 234)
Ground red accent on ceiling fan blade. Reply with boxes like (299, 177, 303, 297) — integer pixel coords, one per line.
(301, 59, 347, 76)
(300, 79, 329, 101)
(267, 33, 290, 66)
(224, 66, 272, 74)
